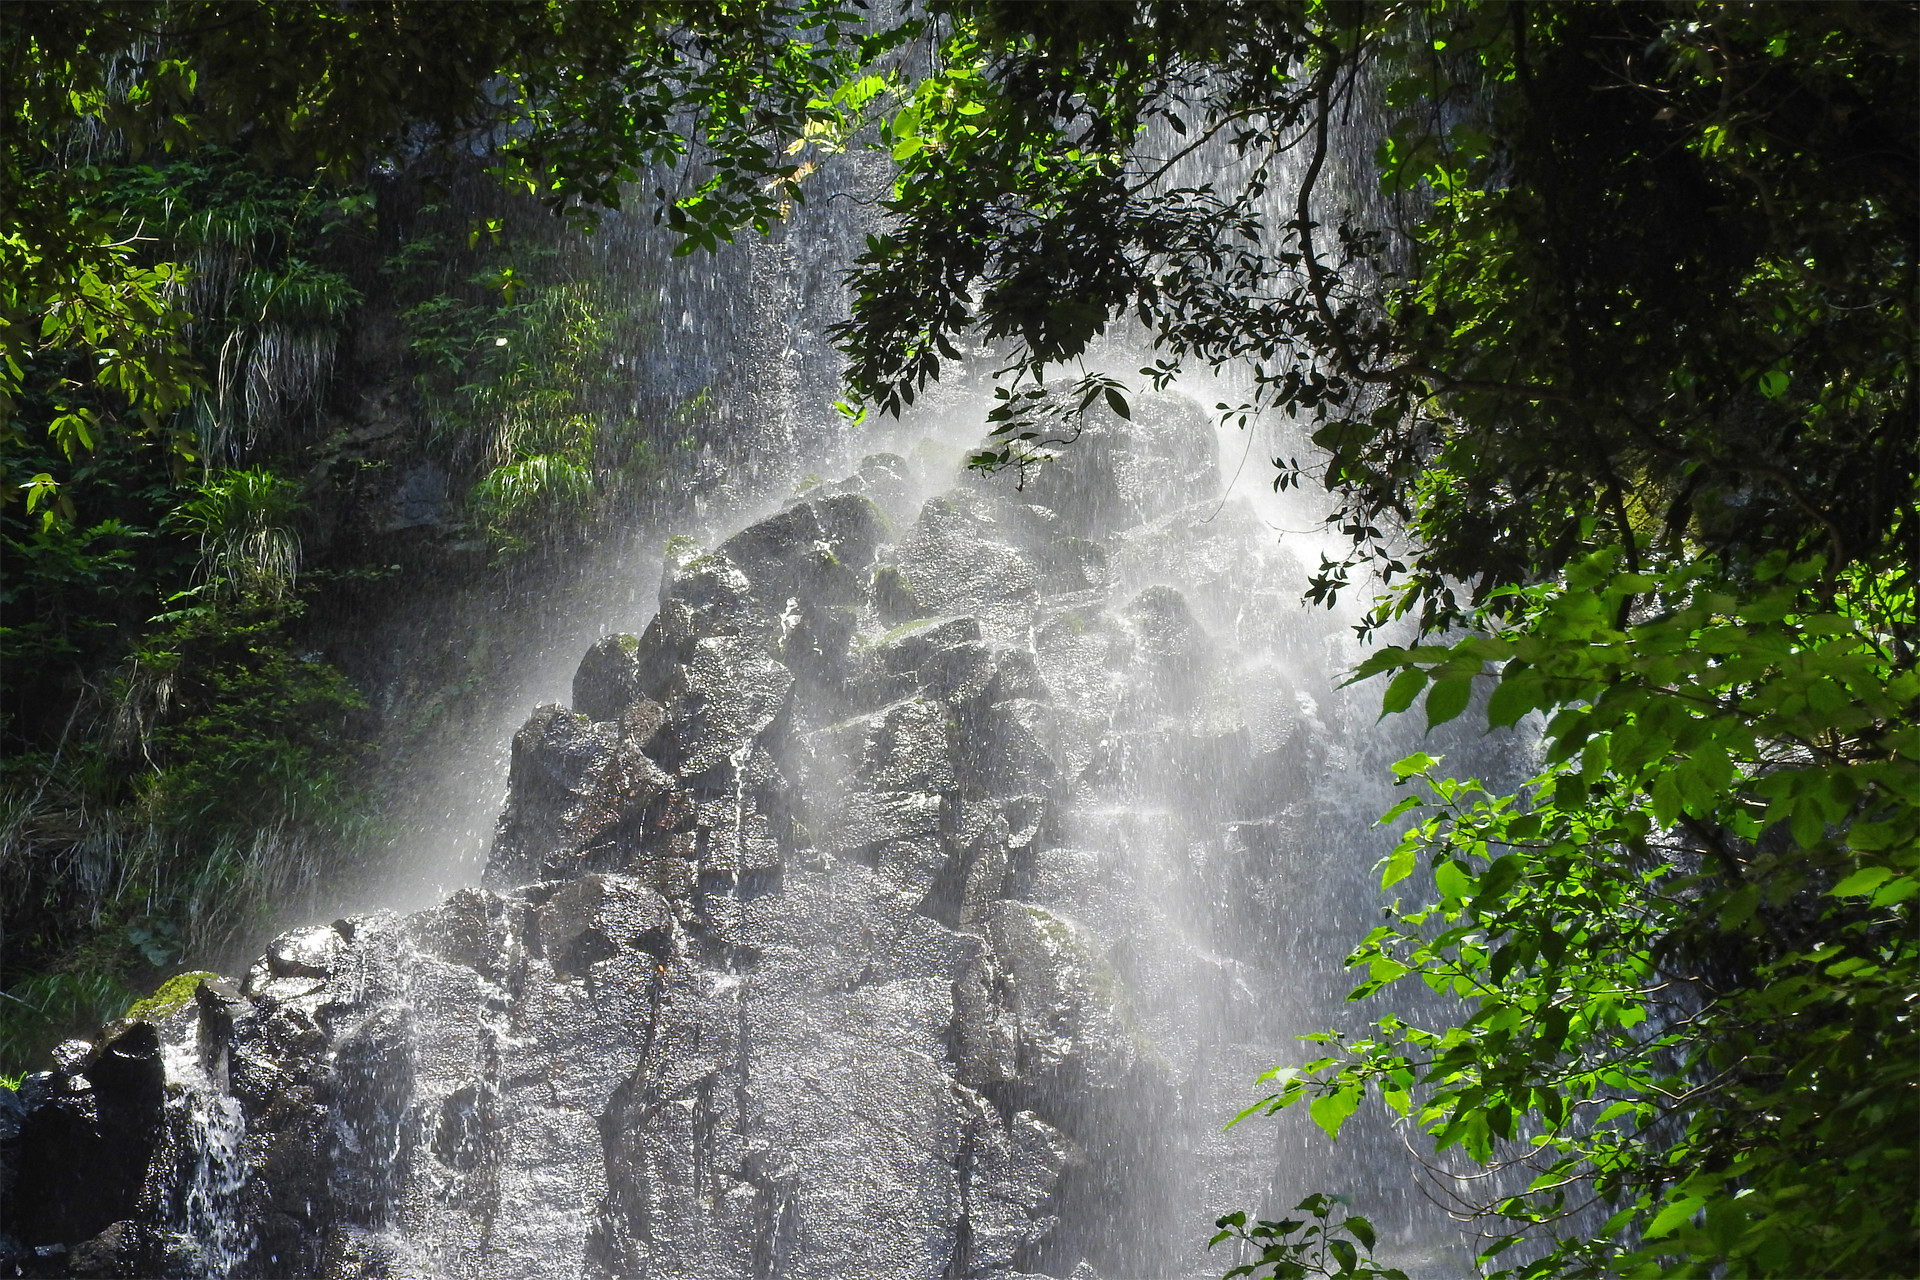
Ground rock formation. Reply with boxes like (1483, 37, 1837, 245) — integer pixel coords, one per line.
(4, 396, 1390, 1279)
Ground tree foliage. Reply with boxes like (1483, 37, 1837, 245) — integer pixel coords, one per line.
(1, 0, 907, 1070)
(841, 0, 1914, 625)
(819, 2, 1917, 1275)
(0, 158, 636, 1067)
(1251, 548, 1916, 1276)
(2, 0, 898, 505)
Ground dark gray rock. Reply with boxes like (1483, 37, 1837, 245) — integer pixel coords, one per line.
(631, 545, 771, 697)
(13, 1023, 164, 1248)
(779, 598, 861, 693)
(958, 698, 1060, 800)
(63, 1220, 151, 1277)
(51, 1040, 90, 1075)
(572, 633, 646, 722)
(808, 452, 916, 526)
(869, 561, 922, 624)
(872, 615, 982, 672)
(951, 1094, 1068, 1275)
(825, 789, 945, 861)
(326, 1004, 417, 1227)
(489, 706, 622, 882)
(897, 492, 1043, 637)
(536, 874, 675, 972)
(822, 697, 957, 795)
(488, 704, 689, 886)
(1118, 584, 1213, 712)
(657, 636, 794, 777)
(719, 491, 887, 615)
(268, 924, 346, 978)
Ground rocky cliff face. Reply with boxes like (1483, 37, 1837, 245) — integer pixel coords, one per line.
(4, 397, 1382, 1279)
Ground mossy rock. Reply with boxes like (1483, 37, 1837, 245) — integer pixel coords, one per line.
(871, 563, 921, 624)
(124, 971, 218, 1023)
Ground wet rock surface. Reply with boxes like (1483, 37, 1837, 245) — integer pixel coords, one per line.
(10, 1024, 165, 1258)
(2, 404, 1467, 1278)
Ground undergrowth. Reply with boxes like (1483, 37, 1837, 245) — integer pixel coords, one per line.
(1, 150, 707, 1076)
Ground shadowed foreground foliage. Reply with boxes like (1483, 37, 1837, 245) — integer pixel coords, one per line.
(3, 3, 1913, 1276)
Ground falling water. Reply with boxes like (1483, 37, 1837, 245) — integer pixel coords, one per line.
(7, 93, 1541, 1280)
(174, 378, 1510, 1276)
(365, 151, 894, 920)
(157, 1049, 249, 1273)
(128, 992, 254, 1275)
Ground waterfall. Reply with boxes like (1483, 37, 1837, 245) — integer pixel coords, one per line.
(155, 1018, 250, 1274)
(3, 133, 1528, 1280)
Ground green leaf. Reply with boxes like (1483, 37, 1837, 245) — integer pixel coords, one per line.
(1872, 874, 1918, 906)
(1367, 954, 1410, 986)
(1378, 796, 1422, 825)
(1390, 752, 1438, 780)
(1718, 885, 1760, 929)
(1789, 798, 1828, 850)
(1830, 865, 1892, 897)
(1471, 853, 1522, 906)
(1381, 842, 1417, 888)
(1456, 635, 1515, 662)
(1103, 386, 1130, 419)
(1309, 1086, 1362, 1140)
(1485, 676, 1535, 728)
(1425, 676, 1472, 729)
(1382, 668, 1429, 716)
(1351, 646, 1410, 680)
(1644, 1195, 1705, 1240)
(1434, 858, 1473, 902)
(1651, 771, 1682, 827)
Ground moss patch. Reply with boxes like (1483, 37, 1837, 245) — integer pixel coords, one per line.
(124, 970, 217, 1023)
(877, 613, 960, 649)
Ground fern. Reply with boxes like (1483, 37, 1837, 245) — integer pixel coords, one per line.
(468, 451, 597, 556)
(172, 466, 304, 599)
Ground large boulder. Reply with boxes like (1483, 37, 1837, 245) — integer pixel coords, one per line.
(654, 637, 795, 777)
(630, 545, 770, 698)
(719, 491, 888, 615)
(1012, 391, 1221, 537)
(8, 440, 1396, 1279)
(488, 704, 686, 886)
(803, 452, 917, 526)
(895, 491, 1044, 638)
(572, 633, 645, 722)
(11, 1023, 165, 1249)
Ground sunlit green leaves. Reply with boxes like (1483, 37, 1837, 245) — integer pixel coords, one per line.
(6, 1, 908, 515)
(1166, 1, 1920, 1273)
(1213, 1195, 1409, 1280)
(1378, 667, 1427, 716)
(1258, 544, 1917, 1276)
(1423, 675, 1472, 729)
